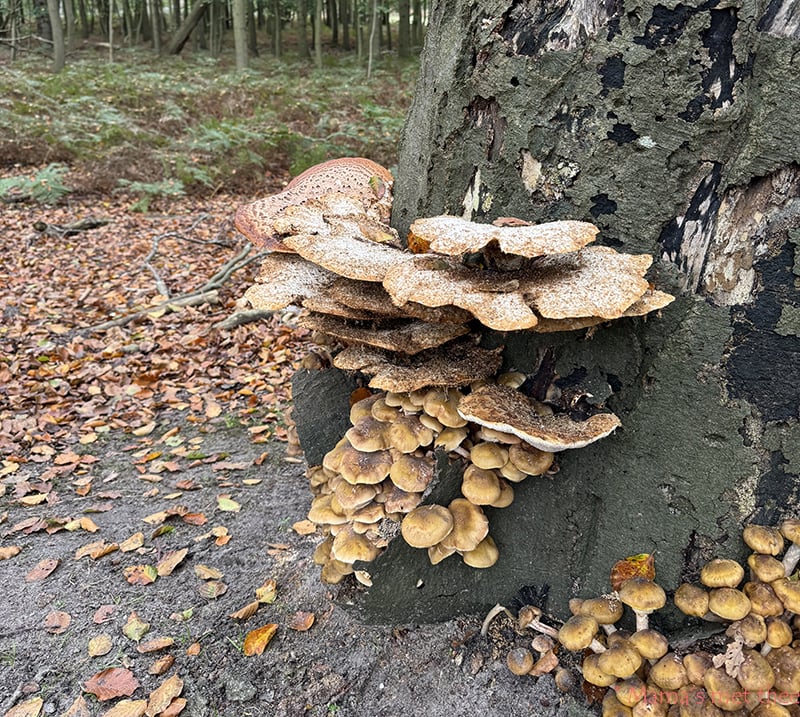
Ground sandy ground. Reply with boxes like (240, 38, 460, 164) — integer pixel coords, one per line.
(0, 420, 595, 716)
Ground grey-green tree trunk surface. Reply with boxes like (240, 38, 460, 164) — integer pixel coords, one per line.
(293, 0, 800, 624)
(47, 0, 65, 71)
(232, 0, 249, 69)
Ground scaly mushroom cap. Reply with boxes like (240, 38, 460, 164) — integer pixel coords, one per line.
(738, 649, 775, 693)
(244, 253, 338, 310)
(408, 215, 598, 258)
(400, 505, 454, 548)
(457, 384, 621, 452)
(332, 341, 503, 394)
(300, 314, 470, 355)
(234, 157, 393, 249)
(699, 558, 745, 588)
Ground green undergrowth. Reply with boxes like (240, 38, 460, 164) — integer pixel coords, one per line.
(0, 48, 417, 198)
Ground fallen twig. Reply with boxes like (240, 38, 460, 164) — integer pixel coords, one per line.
(214, 309, 275, 330)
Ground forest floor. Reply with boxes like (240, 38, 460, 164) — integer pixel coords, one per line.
(0, 193, 594, 717)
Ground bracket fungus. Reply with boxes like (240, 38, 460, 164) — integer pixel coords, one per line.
(235, 157, 676, 587)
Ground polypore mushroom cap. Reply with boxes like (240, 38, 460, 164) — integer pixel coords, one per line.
(400, 505, 454, 548)
(331, 526, 381, 564)
(699, 558, 745, 588)
(332, 341, 503, 393)
(597, 641, 643, 679)
(557, 614, 600, 651)
(338, 445, 393, 485)
(674, 583, 710, 618)
(648, 653, 688, 691)
(470, 442, 509, 470)
(506, 647, 535, 676)
(743, 581, 785, 617)
(743, 524, 785, 556)
(748, 553, 786, 583)
(345, 417, 390, 452)
(299, 314, 470, 355)
(477, 426, 521, 444)
(770, 577, 800, 613)
(617, 577, 667, 614)
(461, 464, 503, 505)
(462, 535, 500, 568)
(244, 253, 338, 310)
(738, 649, 775, 693)
(382, 255, 540, 332)
(408, 215, 598, 258)
(578, 595, 624, 626)
(439, 498, 489, 552)
(458, 384, 621, 452)
(707, 587, 751, 621)
(627, 629, 669, 661)
(520, 246, 653, 320)
(389, 453, 434, 493)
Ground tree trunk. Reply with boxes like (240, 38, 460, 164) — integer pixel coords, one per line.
(46, 0, 65, 70)
(313, 0, 322, 68)
(166, 0, 207, 53)
(397, 0, 409, 57)
(149, 0, 161, 50)
(232, 0, 248, 68)
(63, 0, 76, 50)
(297, 0, 308, 58)
(292, 0, 800, 624)
(339, 0, 348, 50)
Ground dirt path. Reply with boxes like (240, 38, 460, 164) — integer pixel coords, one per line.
(0, 421, 593, 716)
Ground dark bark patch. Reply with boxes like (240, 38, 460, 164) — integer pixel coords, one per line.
(634, 3, 695, 49)
(607, 123, 639, 145)
(750, 451, 799, 525)
(700, 8, 748, 111)
(757, 0, 800, 39)
(678, 96, 707, 122)
(590, 193, 618, 217)
(465, 96, 506, 161)
(727, 242, 800, 422)
(598, 54, 626, 97)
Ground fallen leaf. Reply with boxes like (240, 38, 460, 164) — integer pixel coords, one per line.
(156, 548, 188, 577)
(185, 642, 201, 656)
(119, 532, 145, 552)
(2, 697, 43, 717)
(288, 611, 315, 632)
(242, 478, 262, 486)
(132, 422, 156, 436)
(182, 512, 207, 526)
(83, 667, 140, 701)
(93, 605, 116, 624)
(243, 623, 278, 656)
(174, 480, 200, 491)
(212, 461, 249, 471)
(145, 674, 183, 716)
(88, 633, 114, 657)
(148, 654, 175, 675)
(122, 611, 150, 642)
(124, 565, 158, 585)
(609, 553, 656, 592)
(168, 608, 193, 622)
(60, 695, 91, 717)
(136, 637, 175, 653)
(54, 451, 81, 465)
(44, 610, 71, 634)
(255, 579, 277, 604)
(194, 564, 223, 580)
(198, 580, 227, 599)
(159, 698, 187, 717)
(205, 400, 222, 418)
(229, 601, 260, 620)
(25, 557, 60, 581)
(216, 495, 241, 512)
(143, 511, 169, 525)
(0, 460, 20, 477)
(79, 517, 100, 532)
(99, 700, 147, 717)
(19, 493, 48, 506)
(0, 546, 22, 560)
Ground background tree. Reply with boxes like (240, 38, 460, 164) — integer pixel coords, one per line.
(293, 0, 800, 622)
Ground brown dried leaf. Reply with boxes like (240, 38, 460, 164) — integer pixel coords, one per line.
(243, 623, 278, 656)
(124, 564, 158, 585)
(229, 601, 260, 621)
(88, 633, 114, 657)
(119, 532, 145, 552)
(79, 517, 100, 532)
(60, 695, 91, 717)
(25, 557, 59, 581)
(148, 654, 175, 675)
(2, 697, 43, 717)
(99, 700, 147, 717)
(44, 610, 71, 634)
(288, 611, 315, 632)
(181, 512, 207, 526)
(145, 674, 184, 716)
(159, 698, 187, 717)
(291, 520, 317, 536)
(93, 605, 116, 624)
(136, 637, 175, 653)
(0, 546, 21, 560)
(255, 579, 277, 604)
(194, 564, 223, 580)
(83, 667, 141, 701)
(198, 580, 227, 599)
(156, 548, 188, 577)
(185, 642, 201, 656)
(609, 553, 656, 592)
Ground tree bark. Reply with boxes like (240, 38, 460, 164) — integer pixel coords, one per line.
(46, 0, 65, 70)
(314, 0, 322, 68)
(166, 0, 207, 54)
(397, 0, 409, 57)
(232, 0, 248, 69)
(293, 0, 800, 624)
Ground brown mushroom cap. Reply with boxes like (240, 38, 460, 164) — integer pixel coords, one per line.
(765, 617, 793, 648)
(765, 645, 800, 693)
(737, 649, 775, 693)
(333, 482, 379, 512)
(244, 253, 338, 310)
(682, 651, 713, 687)
(387, 414, 435, 453)
(597, 641, 643, 679)
(578, 596, 624, 626)
(338, 445, 393, 485)
(490, 479, 515, 508)
(558, 614, 601, 652)
(730, 612, 768, 646)
(580, 653, 616, 687)
(462, 535, 500, 568)
(400, 505, 454, 548)
(331, 526, 380, 564)
(408, 215, 598, 258)
(506, 647, 535, 676)
(748, 553, 786, 583)
(617, 577, 668, 615)
(470, 442, 509, 470)
(648, 653, 688, 692)
(743, 581, 785, 617)
(627, 629, 669, 661)
(457, 384, 621, 452)
(389, 453, 434, 493)
(427, 542, 456, 565)
(743, 524, 785, 556)
(780, 518, 800, 544)
(612, 676, 646, 708)
(507, 442, 555, 475)
(700, 558, 745, 588)
(674, 583, 710, 618)
(770, 577, 800, 613)
(345, 417, 390, 452)
(307, 494, 349, 526)
(703, 667, 746, 711)
(439, 498, 489, 552)
(435, 426, 469, 453)
(461, 464, 503, 506)
(707, 587, 751, 621)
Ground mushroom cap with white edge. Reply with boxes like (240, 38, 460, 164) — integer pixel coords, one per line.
(299, 313, 470, 355)
(332, 341, 503, 394)
(400, 505, 454, 548)
(407, 215, 598, 258)
(244, 253, 337, 311)
(457, 384, 621, 452)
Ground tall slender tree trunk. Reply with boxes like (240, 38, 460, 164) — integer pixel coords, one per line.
(397, 0, 409, 57)
(270, 0, 279, 56)
(248, 0, 258, 56)
(297, 0, 308, 58)
(232, 0, 248, 68)
(150, 0, 161, 51)
(166, 0, 207, 53)
(313, 0, 322, 68)
(63, 0, 76, 50)
(366, 0, 376, 77)
(46, 0, 65, 70)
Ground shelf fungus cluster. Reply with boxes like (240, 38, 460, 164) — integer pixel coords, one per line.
(235, 157, 675, 586)
(503, 520, 800, 717)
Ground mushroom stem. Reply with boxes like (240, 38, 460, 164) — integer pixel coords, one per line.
(782, 544, 800, 575)
(452, 446, 470, 460)
(480, 603, 512, 636)
(633, 610, 649, 632)
(760, 644, 772, 657)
